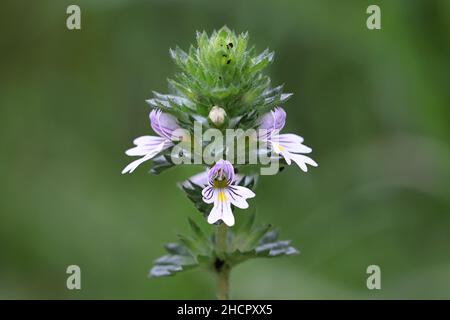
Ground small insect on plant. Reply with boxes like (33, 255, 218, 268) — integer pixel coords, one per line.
(122, 27, 317, 299)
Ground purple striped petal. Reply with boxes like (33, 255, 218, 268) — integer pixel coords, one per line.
(207, 159, 235, 185)
(149, 109, 180, 140)
(259, 107, 286, 132)
(201, 186, 216, 203)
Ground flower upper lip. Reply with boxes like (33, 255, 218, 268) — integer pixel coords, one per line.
(150, 109, 181, 141)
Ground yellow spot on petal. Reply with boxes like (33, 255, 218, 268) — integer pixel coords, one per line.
(273, 143, 284, 153)
(218, 191, 227, 202)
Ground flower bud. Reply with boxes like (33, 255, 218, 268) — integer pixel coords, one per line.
(208, 106, 227, 126)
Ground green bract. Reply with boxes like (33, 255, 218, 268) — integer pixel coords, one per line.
(146, 26, 292, 132)
(150, 213, 298, 277)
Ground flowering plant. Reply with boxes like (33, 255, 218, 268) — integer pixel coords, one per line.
(122, 27, 317, 299)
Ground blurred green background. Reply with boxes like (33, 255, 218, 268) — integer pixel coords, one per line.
(1, 0, 449, 299)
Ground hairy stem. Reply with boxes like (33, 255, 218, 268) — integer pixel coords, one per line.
(215, 223, 230, 300)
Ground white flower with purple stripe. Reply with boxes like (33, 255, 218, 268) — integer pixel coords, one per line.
(122, 109, 180, 174)
(259, 107, 318, 172)
(201, 160, 255, 227)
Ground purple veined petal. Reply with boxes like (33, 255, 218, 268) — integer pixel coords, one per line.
(258, 110, 275, 130)
(207, 166, 216, 184)
(201, 186, 216, 204)
(207, 161, 222, 182)
(231, 185, 256, 199)
(227, 185, 255, 209)
(272, 107, 286, 131)
(258, 107, 286, 132)
(149, 109, 161, 134)
(222, 160, 235, 183)
(149, 109, 180, 140)
(155, 110, 179, 139)
(288, 153, 318, 172)
(207, 159, 235, 185)
(257, 128, 272, 142)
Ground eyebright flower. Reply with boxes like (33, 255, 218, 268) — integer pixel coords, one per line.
(201, 160, 255, 227)
(122, 109, 180, 174)
(259, 107, 318, 172)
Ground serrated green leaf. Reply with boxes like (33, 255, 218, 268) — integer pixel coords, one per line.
(188, 218, 208, 244)
(177, 234, 201, 254)
(149, 217, 220, 278)
(258, 229, 279, 244)
(240, 224, 272, 251)
(150, 239, 199, 277)
(155, 254, 195, 266)
(164, 242, 190, 256)
(150, 264, 183, 277)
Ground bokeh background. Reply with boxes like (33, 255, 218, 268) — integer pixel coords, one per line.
(1, 0, 449, 299)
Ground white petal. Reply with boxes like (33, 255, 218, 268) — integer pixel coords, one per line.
(121, 153, 155, 174)
(288, 153, 318, 172)
(232, 185, 255, 198)
(133, 135, 166, 146)
(207, 204, 222, 224)
(226, 189, 248, 209)
(206, 192, 235, 226)
(280, 142, 312, 154)
(126, 136, 167, 156)
(125, 145, 158, 156)
(228, 186, 255, 209)
(122, 141, 168, 174)
(281, 150, 292, 165)
(270, 142, 283, 154)
(277, 133, 304, 144)
(271, 134, 310, 153)
(221, 201, 235, 226)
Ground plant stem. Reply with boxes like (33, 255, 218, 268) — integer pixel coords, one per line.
(216, 223, 230, 300)
(216, 263, 230, 300)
